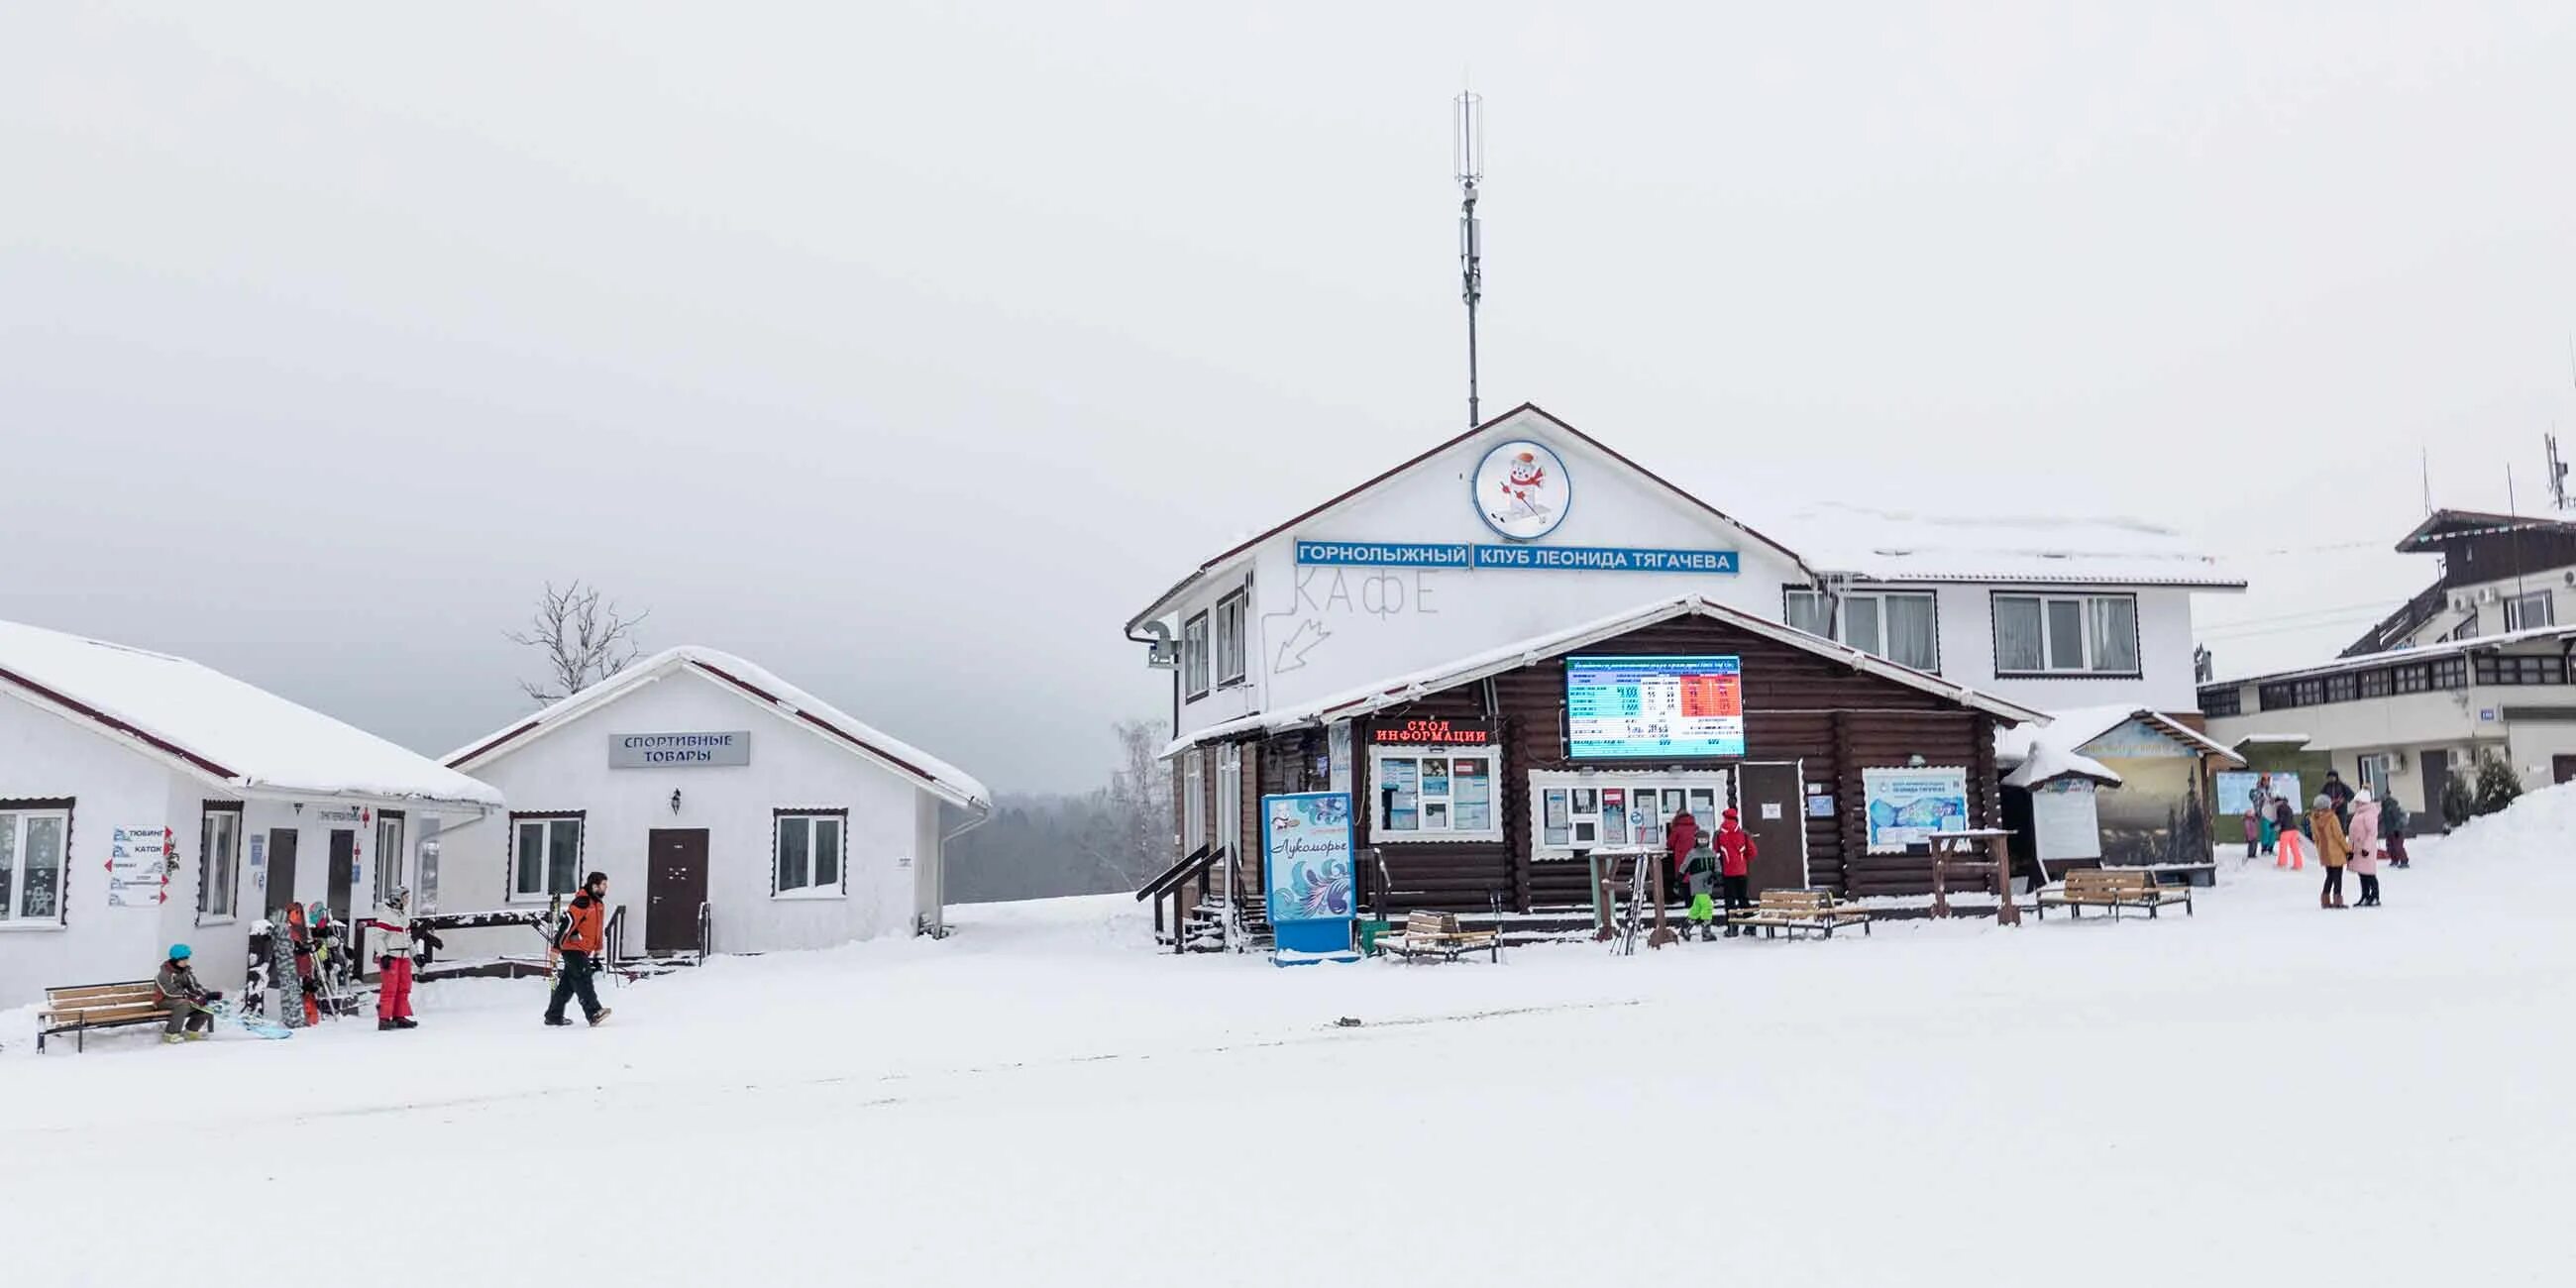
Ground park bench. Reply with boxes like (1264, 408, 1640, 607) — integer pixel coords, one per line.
(38, 980, 173, 1052)
(2033, 868, 2194, 921)
(1380, 911, 1503, 963)
(1726, 889, 1873, 940)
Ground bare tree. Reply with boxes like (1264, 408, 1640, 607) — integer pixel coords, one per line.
(506, 581, 650, 703)
(1103, 718, 1175, 886)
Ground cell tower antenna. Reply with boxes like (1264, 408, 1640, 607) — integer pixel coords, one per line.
(2550, 429, 2569, 512)
(1454, 89, 1485, 429)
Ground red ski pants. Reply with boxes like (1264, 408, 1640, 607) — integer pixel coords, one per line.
(377, 956, 414, 1021)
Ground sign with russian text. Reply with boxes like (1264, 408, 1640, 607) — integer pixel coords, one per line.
(609, 731, 752, 768)
(1862, 767, 1970, 853)
(2215, 772, 2301, 817)
(108, 825, 173, 908)
(1566, 656, 1746, 759)
(1368, 718, 1497, 747)
(1295, 540, 1739, 575)
(1263, 793, 1357, 963)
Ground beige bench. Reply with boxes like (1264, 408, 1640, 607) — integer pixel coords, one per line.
(1726, 889, 1873, 939)
(2034, 868, 2194, 921)
(1380, 911, 1503, 963)
(39, 980, 174, 1052)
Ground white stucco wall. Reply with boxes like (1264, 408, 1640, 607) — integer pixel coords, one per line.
(1909, 583, 2207, 713)
(433, 668, 935, 960)
(2396, 574, 2575, 649)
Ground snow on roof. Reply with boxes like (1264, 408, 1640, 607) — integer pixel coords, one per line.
(2234, 733, 2313, 745)
(0, 618, 503, 808)
(2002, 742, 2122, 790)
(1167, 594, 2049, 755)
(1737, 501, 2244, 589)
(445, 647, 991, 811)
(1993, 703, 2241, 769)
(2205, 622, 2576, 687)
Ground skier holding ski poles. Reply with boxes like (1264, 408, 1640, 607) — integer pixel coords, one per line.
(543, 871, 614, 1028)
(365, 887, 420, 1030)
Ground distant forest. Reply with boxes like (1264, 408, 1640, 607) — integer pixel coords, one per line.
(948, 720, 1173, 904)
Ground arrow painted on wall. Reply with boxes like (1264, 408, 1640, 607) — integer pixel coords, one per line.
(1273, 619, 1332, 674)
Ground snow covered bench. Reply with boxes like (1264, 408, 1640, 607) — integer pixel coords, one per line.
(2033, 868, 2193, 921)
(1726, 889, 1873, 939)
(38, 980, 174, 1053)
(1380, 911, 1501, 963)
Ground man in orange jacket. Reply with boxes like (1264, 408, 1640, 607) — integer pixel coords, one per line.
(544, 871, 614, 1028)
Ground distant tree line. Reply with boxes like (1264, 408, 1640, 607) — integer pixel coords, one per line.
(948, 719, 1175, 904)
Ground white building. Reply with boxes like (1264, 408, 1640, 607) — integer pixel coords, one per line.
(1127, 403, 2238, 747)
(0, 618, 501, 1009)
(433, 647, 991, 960)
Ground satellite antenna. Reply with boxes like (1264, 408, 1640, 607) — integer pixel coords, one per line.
(1454, 89, 1485, 429)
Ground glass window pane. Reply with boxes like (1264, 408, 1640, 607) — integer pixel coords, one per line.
(23, 815, 63, 919)
(779, 818, 810, 891)
(1381, 757, 1420, 830)
(0, 814, 18, 921)
(1843, 596, 1881, 656)
(1994, 598, 2044, 672)
(2091, 597, 2140, 673)
(517, 822, 545, 894)
(1884, 594, 1938, 671)
(2046, 600, 2087, 671)
(1784, 591, 1831, 636)
(549, 819, 582, 894)
(814, 818, 840, 887)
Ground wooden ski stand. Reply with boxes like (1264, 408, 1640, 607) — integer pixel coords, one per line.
(1592, 850, 1677, 953)
(1929, 829, 2020, 926)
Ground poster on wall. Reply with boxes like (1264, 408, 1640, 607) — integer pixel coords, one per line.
(107, 825, 174, 908)
(2215, 772, 2302, 816)
(2031, 780, 2102, 864)
(1565, 656, 1746, 759)
(1328, 721, 1352, 798)
(1262, 793, 1357, 963)
(1451, 759, 1493, 831)
(1862, 767, 1970, 853)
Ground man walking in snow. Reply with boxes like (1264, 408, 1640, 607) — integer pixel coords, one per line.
(544, 871, 614, 1028)
(366, 887, 419, 1030)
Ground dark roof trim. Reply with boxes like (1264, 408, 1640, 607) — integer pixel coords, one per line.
(0, 664, 240, 782)
(445, 718, 543, 769)
(2395, 508, 2576, 552)
(1124, 402, 1820, 630)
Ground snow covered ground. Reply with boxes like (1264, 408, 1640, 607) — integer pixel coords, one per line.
(11, 794, 2576, 1287)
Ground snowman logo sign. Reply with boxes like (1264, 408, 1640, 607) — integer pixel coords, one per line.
(1473, 439, 1571, 541)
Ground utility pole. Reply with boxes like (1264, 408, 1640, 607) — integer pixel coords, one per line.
(1454, 90, 1485, 429)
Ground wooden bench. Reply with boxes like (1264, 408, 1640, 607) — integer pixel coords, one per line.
(1725, 889, 1873, 939)
(39, 980, 174, 1053)
(1380, 911, 1502, 963)
(2034, 868, 2194, 921)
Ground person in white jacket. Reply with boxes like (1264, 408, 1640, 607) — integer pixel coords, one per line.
(365, 888, 418, 1030)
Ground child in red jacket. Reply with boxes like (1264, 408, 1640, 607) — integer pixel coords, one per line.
(1714, 807, 1758, 937)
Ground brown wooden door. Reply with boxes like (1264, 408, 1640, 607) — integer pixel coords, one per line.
(1735, 762, 1811, 892)
(265, 829, 299, 919)
(2418, 749, 2450, 824)
(647, 829, 710, 955)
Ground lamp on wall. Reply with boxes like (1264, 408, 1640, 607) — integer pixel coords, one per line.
(1907, 753, 1927, 768)
(670, 789, 683, 814)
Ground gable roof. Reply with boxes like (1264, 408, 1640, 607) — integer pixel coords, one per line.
(0, 618, 502, 808)
(2394, 508, 2576, 552)
(444, 646, 991, 811)
(1125, 403, 1819, 630)
(1167, 593, 2048, 754)
(1994, 703, 2241, 771)
(1740, 502, 2243, 589)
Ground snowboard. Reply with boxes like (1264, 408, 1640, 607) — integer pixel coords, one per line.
(210, 1000, 292, 1040)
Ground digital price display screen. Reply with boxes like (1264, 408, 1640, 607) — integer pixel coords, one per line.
(1565, 656, 1745, 759)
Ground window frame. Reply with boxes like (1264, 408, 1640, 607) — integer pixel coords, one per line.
(1182, 611, 1212, 701)
(198, 803, 244, 923)
(1529, 771, 1728, 860)
(772, 808, 849, 899)
(508, 810, 586, 903)
(1990, 591, 2143, 678)
(1214, 590, 1249, 689)
(0, 799, 75, 928)
(1369, 746, 1505, 843)
(1785, 588, 1940, 672)
(2504, 590, 2554, 632)
(2356, 753, 2395, 800)
(373, 810, 406, 904)
(2199, 686, 2243, 717)
(1781, 588, 1832, 637)
(1181, 750, 1207, 853)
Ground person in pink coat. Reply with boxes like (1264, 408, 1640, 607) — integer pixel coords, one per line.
(2346, 792, 2384, 907)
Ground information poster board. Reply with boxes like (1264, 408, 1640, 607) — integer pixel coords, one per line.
(1862, 767, 1970, 853)
(1263, 793, 1357, 963)
(2031, 780, 2102, 863)
(108, 825, 174, 908)
(1566, 656, 1746, 759)
(2215, 772, 2301, 817)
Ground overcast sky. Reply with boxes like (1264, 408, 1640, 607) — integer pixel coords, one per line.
(5, 3, 2573, 792)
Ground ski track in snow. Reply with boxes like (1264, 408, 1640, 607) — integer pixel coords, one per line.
(10, 795, 2576, 1287)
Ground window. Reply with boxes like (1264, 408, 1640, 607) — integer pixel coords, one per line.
(775, 811, 846, 897)
(511, 813, 585, 900)
(1782, 589, 1832, 636)
(1783, 589, 1938, 671)
(1992, 593, 2140, 676)
(2393, 665, 2430, 695)
(2430, 657, 2468, 689)
(2505, 590, 2554, 632)
(198, 805, 242, 920)
(1215, 744, 1242, 862)
(2358, 669, 2392, 698)
(1371, 747, 1502, 841)
(2293, 678, 2326, 706)
(0, 803, 70, 923)
(2474, 654, 2565, 686)
(1534, 775, 1724, 857)
(1181, 611, 1212, 700)
(1181, 751, 1206, 852)
(2356, 754, 2395, 800)
(1214, 590, 1248, 688)
(2448, 615, 2481, 642)
(374, 811, 406, 901)
(2325, 673, 2359, 702)
(2199, 686, 2242, 717)
(2257, 682, 2295, 710)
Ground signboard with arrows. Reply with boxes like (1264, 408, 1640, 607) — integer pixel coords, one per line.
(108, 825, 175, 908)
